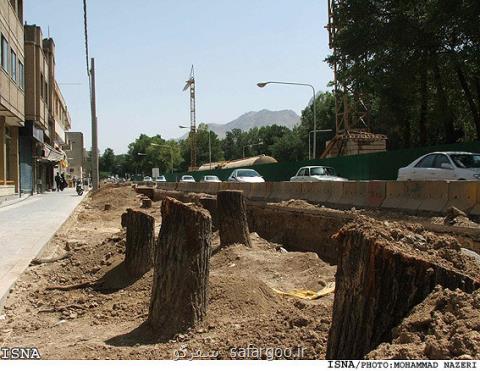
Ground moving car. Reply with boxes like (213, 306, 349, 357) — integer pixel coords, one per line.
(200, 175, 222, 183)
(155, 175, 166, 182)
(397, 152, 480, 181)
(143, 176, 153, 182)
(227, 169, 265, 183)
(290, 166, 347, 182)
(179, 175, 196, 183)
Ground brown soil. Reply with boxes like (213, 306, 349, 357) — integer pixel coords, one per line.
(0, 185, 336, 360)
(368, 286, 480, 360)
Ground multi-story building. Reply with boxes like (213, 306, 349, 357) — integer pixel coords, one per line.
(19, 25, 72, 194)
(0, 0, 25, 200)
(64, 131, 84, 183)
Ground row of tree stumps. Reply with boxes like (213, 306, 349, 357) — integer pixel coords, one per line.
(121, 190, 250, 339)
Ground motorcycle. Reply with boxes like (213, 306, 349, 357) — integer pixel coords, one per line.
(76, 179, 84, 196)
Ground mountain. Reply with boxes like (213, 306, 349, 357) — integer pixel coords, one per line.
(180, 109, 301, 139)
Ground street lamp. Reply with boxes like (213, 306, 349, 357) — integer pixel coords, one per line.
(136, 152, 147, 178)
(179, 125, 212, 170)
(308, 129, 333, 160)
(150, 143, 174, 174)
(243, 141, 264, 158)
(257, 81, 318, 159)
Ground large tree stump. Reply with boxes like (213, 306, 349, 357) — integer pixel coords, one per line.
(148, 197, 212, 337)
(122, 208, 155, 278)
(327, 218, 480, 360)
(198, 197, 218, 231)
(217, 190, 251, 247)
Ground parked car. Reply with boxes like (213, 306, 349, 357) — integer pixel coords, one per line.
(290, 166, 347, 182)
(397, 152, 480, 181)
(179, 175, 196, 183)
(143, 176, 153, 182)
(200, 175, 221, 183)
(227, 169, 265, 183)
(155, 175, 166, 182)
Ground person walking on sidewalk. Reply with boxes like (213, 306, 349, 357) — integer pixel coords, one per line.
(55, 173, 61, 192)
(60, 173, 67, 191)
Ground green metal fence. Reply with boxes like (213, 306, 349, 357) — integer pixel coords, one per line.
(165, 141, 480, 182)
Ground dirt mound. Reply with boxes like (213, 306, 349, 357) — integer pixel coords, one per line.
(1, 186, 336, 359)
(368, 286, 480, 359)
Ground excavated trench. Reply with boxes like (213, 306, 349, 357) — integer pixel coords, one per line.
(142, 187, 480, 359)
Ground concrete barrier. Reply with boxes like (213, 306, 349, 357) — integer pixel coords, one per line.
(203, 182, 221, 195)
(157, 182, 176, 191)
(417, 181, 448, 212)
(470, 183, 480, 216)
(249, 183, 270, 201)
(301, 181, 343, 205)
(365, 181, 387, 208)
(445, 181, 477, 213)
(269, 182, 303, 202)
(177, 182, 196, 193)
(382, 181, 421, 211)
(336, 181, 360, 207)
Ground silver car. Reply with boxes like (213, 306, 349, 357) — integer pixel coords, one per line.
(227, 169, 265, 183)
(290, 166, 346, 182)
(200, 175, 222, 183)
(179, 175, 196, 183)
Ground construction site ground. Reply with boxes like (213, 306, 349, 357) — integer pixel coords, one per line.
(1, 185, 479, 359)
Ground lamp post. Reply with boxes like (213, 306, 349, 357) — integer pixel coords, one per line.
(180, 125, 212, 169)
(137, 152, 147, 178)
(243, 141, 264, 158)
(150, 143, 174, 174)
(257, 81, 317, 159)
(308, 129, 333, 160)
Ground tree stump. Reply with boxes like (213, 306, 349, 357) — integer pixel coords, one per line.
(198, 197, 218, 231)
(104, 204, 111, 211)
(217, 190, 251, 247)
(148, 197, 212, 338)
(122, 208, 155, 278)
(141, 197, 153, 209)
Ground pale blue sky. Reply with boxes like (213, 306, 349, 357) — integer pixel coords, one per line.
(25, 0, 331, 153)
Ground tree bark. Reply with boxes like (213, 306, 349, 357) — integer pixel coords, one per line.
(432, 56, 456, 143)
(148, 197, 212, 338)
(452, 58, 480, 139)
(418, 65, 428, 146)
(122, 208, 155, 278)
(198, 197, 218, 231)
(217, 190, 252, 248)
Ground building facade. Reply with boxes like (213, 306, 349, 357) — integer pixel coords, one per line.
(0, 0, 25, 200)
(64, 131, 84, 183)
(19, 25, 72, 194)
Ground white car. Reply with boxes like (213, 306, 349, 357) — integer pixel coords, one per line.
(290, 166, 347, 182)
(179, 175, 196, 183)
(397, 152, 480, 181)
(200, 175, 221, 183)
(143, 176, 153, 182)
(155, 176, 166, 182)
(227, 169, 265, 183)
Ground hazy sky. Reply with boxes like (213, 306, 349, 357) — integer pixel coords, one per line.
(25, 0, 331, 154)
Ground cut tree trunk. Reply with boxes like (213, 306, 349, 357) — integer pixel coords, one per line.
(217, 190, 251, 248)
(141, 197, 153, 209)
(122, 208, 155, 278)
(198, 197, 218, 231)
(148, 197, 212, 338)
(326, 219, 480, 360)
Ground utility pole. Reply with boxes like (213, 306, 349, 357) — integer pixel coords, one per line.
(90, 58, 99, 190)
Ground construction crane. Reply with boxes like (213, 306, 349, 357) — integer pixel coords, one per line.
(322, 0, 387, 158)
(183, 65, 197, 170)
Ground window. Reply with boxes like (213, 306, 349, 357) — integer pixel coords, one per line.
(10, 49, 16, 81)
(451, 154, 480, 169)
(415, 154, 436, 168)
(433, 154, 451, 169)
(40, 73, 44, 98)
(1, 36, 9, 71)
(18, 61, 24, 89)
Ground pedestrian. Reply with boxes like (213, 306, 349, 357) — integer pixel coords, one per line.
(60, 173, 67, 191)
(54, 173, 61, 192)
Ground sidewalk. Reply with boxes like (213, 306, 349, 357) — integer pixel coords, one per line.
(0, 188, 87, 309)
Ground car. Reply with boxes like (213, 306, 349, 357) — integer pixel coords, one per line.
(143, 176, 153, 182)
(200, 175, 221, 183)
(227, 169, 265, 183)
(179, 175, 196, 183)
(397, 152, 480, 181)
(155, 176, 166, 182)
(290, 166, 347, 182)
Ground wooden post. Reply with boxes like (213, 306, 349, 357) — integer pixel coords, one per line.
(217, 190, 251, 247)
(148, 197, 211, 337)
(122, 208, 155, 278)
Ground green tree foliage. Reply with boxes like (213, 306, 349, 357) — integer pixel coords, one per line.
(99, 148, 115, 175)
(180, 124, 224, 169)
(327, 0, 480, 148)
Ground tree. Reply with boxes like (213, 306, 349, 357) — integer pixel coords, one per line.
(99, 148, 115, 175)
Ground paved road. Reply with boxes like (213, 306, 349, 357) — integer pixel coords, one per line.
(0, 188, 86, 309)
